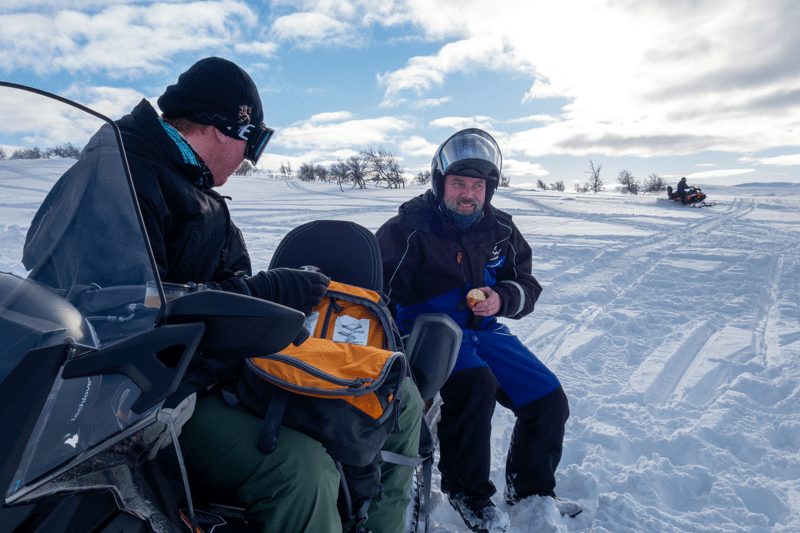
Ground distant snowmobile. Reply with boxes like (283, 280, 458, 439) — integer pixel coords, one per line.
(666, 185, 715, 207)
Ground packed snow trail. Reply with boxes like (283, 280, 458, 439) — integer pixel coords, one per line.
(2, 160, 799, 532)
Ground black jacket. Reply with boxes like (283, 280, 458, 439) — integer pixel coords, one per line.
(119, 100, 255, 403)
(119, 99, 252, 283)
(376, 190, 542, 333)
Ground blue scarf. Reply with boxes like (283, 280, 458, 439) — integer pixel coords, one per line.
(160, 119, 214, 190)
(444, 205, 483, 229)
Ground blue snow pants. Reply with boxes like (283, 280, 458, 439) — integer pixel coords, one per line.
(450, 322, 560, 408)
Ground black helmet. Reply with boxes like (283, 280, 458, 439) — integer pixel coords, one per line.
(431, 128, 502, 204)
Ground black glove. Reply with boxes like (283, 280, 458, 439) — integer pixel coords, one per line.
(244, 268, 330, 314)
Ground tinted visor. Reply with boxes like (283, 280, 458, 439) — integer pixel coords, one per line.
(238, 122, 274, 164)
(437, 128, 502, 180)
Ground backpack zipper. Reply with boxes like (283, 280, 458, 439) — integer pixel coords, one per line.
(319, 297, 342, 339)
(250, 354, 374, 389)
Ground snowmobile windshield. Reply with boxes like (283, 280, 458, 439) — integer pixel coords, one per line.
(434, 128, 502, 182)
(0, 84, 163, 348)
(0, 84, 172, 506)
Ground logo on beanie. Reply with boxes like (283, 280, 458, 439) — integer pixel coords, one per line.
(238, 105, 252, 124)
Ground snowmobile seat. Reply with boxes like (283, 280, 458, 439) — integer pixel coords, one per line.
(269, 220, 382, 292)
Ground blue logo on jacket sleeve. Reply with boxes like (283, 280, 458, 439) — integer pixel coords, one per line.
(484, 256, 506, 286)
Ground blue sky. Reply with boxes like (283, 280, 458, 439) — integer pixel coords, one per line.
(2, 0, 800, 187)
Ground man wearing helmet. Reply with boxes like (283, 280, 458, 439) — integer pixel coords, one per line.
(676, 177, 690, 203)
(376, 129, 578, 532)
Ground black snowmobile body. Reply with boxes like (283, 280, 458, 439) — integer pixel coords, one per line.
(0, 83, 458, 533)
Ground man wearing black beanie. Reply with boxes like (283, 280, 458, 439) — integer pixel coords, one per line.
(109, 57, 422, 533)
(107, 56, 338, 531)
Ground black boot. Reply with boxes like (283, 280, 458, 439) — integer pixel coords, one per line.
(444, 489, 510, 533)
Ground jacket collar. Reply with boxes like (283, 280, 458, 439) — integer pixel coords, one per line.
(127, 99, 213, 190)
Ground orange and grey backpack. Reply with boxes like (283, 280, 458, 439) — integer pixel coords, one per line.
(230, 221, 412, 527)
(239, 279, 407, 465)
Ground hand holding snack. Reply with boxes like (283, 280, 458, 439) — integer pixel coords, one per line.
(468, 287, 502, 316)
(466, 288, 486, 309)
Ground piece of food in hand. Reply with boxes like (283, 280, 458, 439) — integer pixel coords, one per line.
(466, 288, 486, 309)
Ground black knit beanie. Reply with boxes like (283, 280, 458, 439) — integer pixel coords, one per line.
(158, 57, 263, 138)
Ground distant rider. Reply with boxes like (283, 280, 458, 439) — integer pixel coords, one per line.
(676, 177, 691, 203)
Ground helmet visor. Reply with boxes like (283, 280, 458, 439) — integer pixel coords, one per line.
(437, 129, 502, 180)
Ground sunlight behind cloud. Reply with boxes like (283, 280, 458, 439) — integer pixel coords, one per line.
(375, 0, 800, 160)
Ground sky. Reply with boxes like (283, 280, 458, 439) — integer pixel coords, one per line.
(2, 0, 800, 187)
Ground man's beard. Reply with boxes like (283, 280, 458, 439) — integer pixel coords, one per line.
(444, 196, 483, 215)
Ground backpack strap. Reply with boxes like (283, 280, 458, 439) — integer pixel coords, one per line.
(256, 387, 290, 454)
(378, 450, 433, 533)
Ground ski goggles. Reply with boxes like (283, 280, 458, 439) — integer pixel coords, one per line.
(237, 122, 275, 165)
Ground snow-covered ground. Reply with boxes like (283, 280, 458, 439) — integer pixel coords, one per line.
(2, 159, 800, 532)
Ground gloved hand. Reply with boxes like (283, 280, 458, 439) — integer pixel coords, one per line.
(148, 392, 197, 460)
(245, 268, 330, 314)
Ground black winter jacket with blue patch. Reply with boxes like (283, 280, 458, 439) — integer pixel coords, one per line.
(376, 190, 542, 333)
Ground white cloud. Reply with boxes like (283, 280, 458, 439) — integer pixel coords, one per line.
(503, 158, 548, 178)
(399, 135, 437, 157)
(235, 41, 280, 58)
(0, 85, 111, 148)
(375, 0, 800, 159)
(429, 116, 494, 131)
(274, 114, 412, 150)
(62, 85, 148, 121)
(377, 35, 532, 106)
(0, 0, 186, 13)
(410, 97, 451, 110)
(506, 114, 558, 125)
(0, 1, 259, 77)
(738, 154, 800, 167)
(305, 111, 355, 124)
(270, 11, 362, 48)
(686, 169, 755, 179)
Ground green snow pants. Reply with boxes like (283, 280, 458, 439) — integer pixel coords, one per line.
(178, 377, 423, 533)
(365, 377, 423, 533)
(178, 392, 341, 532)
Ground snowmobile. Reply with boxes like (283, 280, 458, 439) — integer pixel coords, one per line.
(0, 82, 459, 533)
(666, 185, 715, 207)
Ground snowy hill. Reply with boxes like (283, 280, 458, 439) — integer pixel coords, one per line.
(2, 160, 799, 532)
